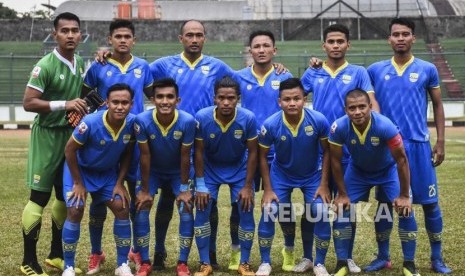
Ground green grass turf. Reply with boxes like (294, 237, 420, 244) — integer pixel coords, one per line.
(0, 127, 464, 275)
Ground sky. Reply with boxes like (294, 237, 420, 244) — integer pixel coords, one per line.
(1, 0, 67, 14)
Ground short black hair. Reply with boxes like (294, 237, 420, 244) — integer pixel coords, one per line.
(279, 78, 304, 97)
(107, 83, 134, 99)
(53, 12, 80, 29)
(153, 78, 179, 97)
(180, 19, 205, 35)
(323, 23, 350, 41)
(389, 18, 415, 34)
(345, 88, 370, 105)
(110, 19, 135, 36)
(214, 76, 240, 96)
(249, 30, 275, 46)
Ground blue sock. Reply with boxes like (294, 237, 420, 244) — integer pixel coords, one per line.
(114, 219, 131, 266)
(238, 202, 255, 263)
(348, 222, 356, 259)
(399, 210, 418, 261)
(301, 214, 314, 261)
(333, 210, 352, 260)
(209, 200, 218, 253)
(257, 202, 277, 264)
(63, 220, 80, 268)
(154, 188, 174, 253)
(89, 202, 106, 254)
(312, 203, 330, 265)
(230, 202, 240, 247)
(179, 209, 194, 263)
(134, 210, 150, 262)
(279, 204, 295, 247)
(374, 203, 393, 260)
(423, 203, 443, 260)
(129, 200, 137, 251)
(194, 200, 212, 264)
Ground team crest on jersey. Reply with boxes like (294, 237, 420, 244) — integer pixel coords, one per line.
(304, 125, 314, 136)
(123, 134, 131, 144)
(260, 125, 267, 136)
(106, 71, 112, 77)
(281, 135, 287, 141)
(330, 122, 338, 134)
(210, 133, 215, 139)
(31, 66, 41, 78)
(33, 174, 41, 184)
(173, 130, 182, 140)
(370, 136, 380, 146)
(201, 66, 210, 75)
(134, 68, 142, 79)
(351, 139, 356, 145)
(150, 134, 156, 140)
(78, 121, 88, 134)
(134, 123, 140, 135)
(234, 130, 243, 139)
(409, 73, 419, 83)
(384, 74, 390, 81)
(271, 80, 280, 90)
(342, 74, 352, 84)
(247, 84, 252, 90)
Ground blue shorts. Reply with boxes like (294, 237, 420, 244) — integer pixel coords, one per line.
(345, 164, 400, 203)
(205, 178, 252, 203)
(136, 173, 181, 197)
(404, 141, 438, 204)
(63, 161, 117, 207)
(270, 165, 321, 204)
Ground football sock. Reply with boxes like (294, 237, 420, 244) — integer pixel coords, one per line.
(89, 202, 106, 254)
(333, 209, 352, 260)
(257, 202, 277, 264)
(209, 199, 219, 253)
(114, 219, 131, 266)
(154, 188, 175, 253)
(238, 202, 255, 263)
(230, 201, 240, 247)
(423, 203, 443, 260)
(50, 199, 66, 259)
(312, 202, 330, 265)
(374, 203, 393, 260)
(301, 215, 314, 261)
(399, 210, 418, 261)
(179, 208, 194, 263)
(348, 222, 356, 259)
(194, 200, 212, 264)
(62, 220, 80, 268)
(134, 210, 150, 262)
(22, 201, 44, 265)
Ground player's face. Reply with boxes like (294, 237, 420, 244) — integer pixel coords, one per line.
(279, 87, 306, 117)
(179, 21, 205, 56)
(214, 87, 238, 118)
(53, 19, 81, 52)
(109, 27, 135, 55)
(323, 31, 349, 61)
(153, 87, 179, 115)
(249, 35, 276, 65)
(106, 90, 133, 121)
(389, 24, 416, 55)
(345, 95, 372, 128)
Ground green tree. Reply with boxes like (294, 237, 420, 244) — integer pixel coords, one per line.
(0, 2, 18, 18)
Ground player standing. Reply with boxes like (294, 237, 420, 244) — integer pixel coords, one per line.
(20, 12, 87, 276)
(256, 78, 332, 276)
(61, 83, 135, 276)
(367, 18, 451, 274)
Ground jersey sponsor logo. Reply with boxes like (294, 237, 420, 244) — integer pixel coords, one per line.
(134, 68, 142, 79)
(201, 65, 210, 75)
(178, 68, 183, 74)
(31, 66, 41, 78)
(318, 78, 324, 83)
(429, 184, 437, 197)
(271, 80, 280, 90)
(351, 139, 356, 145)
(247, 84, 252, 90)
(123, 134, 131, 144)
(304, 125, 314, 136)
(409, 73, 419, 83)
(234, 129, 243, 139)
(370, 136, 380, 146)
(59, 74, 65, 80)
(33, 174, 41, 184)
(100, 140, 106, 145)
(134, 123, 140, 135)
(173, 130, 182, 140)
(150, 134, 156, 140)
(260, 125, 267, 136)
(330, 122, 337, 134)
(384, 74, 390, 81)
(342, 74, 352, 84)
(209, 133, 215, 139)
(78, 121, 88, 134)
(106, 71, 112, 77)
(281, 135, 286, 141)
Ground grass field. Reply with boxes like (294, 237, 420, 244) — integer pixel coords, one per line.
(0, 127, 464, 275)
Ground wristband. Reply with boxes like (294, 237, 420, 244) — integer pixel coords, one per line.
(195, 177, 209, 193)
(49, 100, 66, 111)
(180, 184, 189, 192)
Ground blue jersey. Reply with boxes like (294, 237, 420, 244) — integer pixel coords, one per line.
(84, 55, 153, 114)
(329, 112, 399, 177)
(259, 108, 330, 180)
(195, 106, 257, 184)
(150, 53, 236, 116)
(135, 109, 195, 176)
(72, 110, 135, 171)
(237, 65, 292, 130)
(367, 56, 439, 142)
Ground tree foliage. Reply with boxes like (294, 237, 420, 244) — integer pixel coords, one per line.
(0, 3, 18, 19)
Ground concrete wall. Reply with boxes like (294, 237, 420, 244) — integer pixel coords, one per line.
(2, 16, 465, 43)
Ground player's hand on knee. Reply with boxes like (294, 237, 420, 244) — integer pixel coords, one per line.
(195, 192, 210, 211)
(314, 184, 331, 203)
(176, 191, 193, 213)
(393, 196, 412, 217)
(261, 190, 278, 210)
(333, 194, 350, 214)
(112, 183, 130, 209)
(136, 190, 153, 211)
(66, 98, 88, 115)
(237, 186, 254, 212)
(70, 182, 87, 208)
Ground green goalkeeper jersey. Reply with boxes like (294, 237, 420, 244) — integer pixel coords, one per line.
(27, 49, 85, 128)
